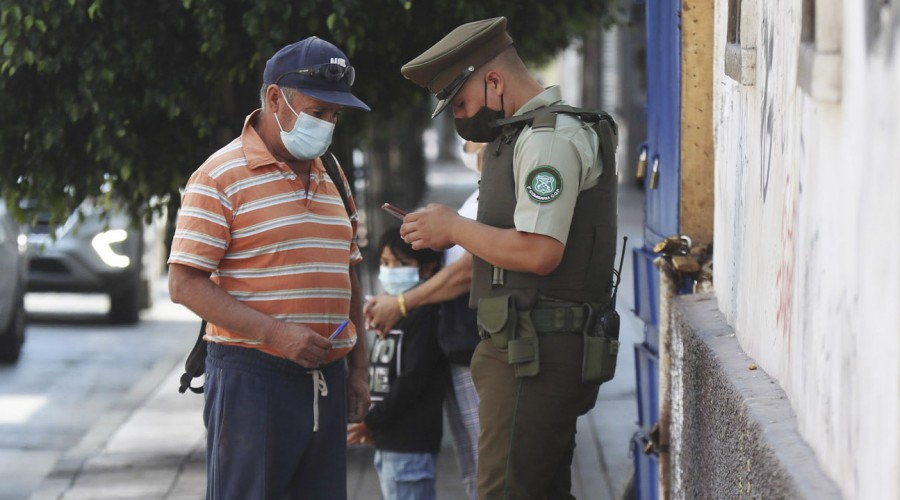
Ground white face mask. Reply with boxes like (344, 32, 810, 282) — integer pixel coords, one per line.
(378, 266, 420, 295)
(274, 89, 335, 160)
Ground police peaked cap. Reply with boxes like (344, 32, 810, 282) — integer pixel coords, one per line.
(401, 17, 514, 117)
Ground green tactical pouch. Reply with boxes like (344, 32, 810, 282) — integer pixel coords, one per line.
(582, 334, 620, 384)
(508, 310, 539, 377)
(477, 295, 517, 350)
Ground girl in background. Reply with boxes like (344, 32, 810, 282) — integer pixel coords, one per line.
(348, 228, 447, 500)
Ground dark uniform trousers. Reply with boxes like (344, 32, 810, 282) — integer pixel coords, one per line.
(470, 334, 600, 499)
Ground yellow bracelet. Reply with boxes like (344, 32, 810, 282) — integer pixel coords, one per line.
(397, 293, 408, 317)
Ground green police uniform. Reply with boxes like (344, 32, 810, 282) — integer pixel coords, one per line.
(402, 17, 620, 499)
(469, 94, 618, 499)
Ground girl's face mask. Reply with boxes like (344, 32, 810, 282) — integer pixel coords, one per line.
(378, 266, 420, 295)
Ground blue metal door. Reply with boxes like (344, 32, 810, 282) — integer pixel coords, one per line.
(643, 0, 682, 248)
(632, 0, 681, 498)
(632, 0, 682, 344)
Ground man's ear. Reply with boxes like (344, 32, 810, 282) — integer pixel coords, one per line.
(266, 84, 282, 110)
(485, 70, 504, 95)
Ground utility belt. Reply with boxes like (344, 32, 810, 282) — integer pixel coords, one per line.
(476, 294, 620, 384)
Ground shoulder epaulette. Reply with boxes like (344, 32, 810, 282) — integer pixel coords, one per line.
(490, 104, 618, 136)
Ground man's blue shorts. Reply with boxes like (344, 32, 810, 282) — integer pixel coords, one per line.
(204, 342, 348, 500)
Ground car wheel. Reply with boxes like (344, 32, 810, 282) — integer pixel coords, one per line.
(0, 295, 26, 364)
(109, 287, 140, 324)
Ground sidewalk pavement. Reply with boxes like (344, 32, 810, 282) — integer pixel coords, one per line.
(30, 158, 642, 500)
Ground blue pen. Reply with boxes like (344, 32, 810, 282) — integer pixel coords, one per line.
(329, 319, 350, 340)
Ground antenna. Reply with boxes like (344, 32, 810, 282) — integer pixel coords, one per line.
(610, 236, 628, 308)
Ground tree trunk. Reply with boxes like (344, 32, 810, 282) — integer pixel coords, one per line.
(355, 106, 429, 290)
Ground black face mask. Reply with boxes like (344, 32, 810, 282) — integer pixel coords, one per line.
(454, 82, 505, 143)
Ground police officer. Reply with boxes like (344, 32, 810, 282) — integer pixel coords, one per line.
(398, 17, 619, 500)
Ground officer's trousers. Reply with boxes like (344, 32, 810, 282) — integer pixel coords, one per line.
(471, 334, 600, 500)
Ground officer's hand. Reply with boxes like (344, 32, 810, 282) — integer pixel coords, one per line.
(364, 294, 403, 337)
(400, 203, 458, 251)
(269, 322, 333, 369)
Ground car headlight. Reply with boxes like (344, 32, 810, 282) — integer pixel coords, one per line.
(91, 229, 131, 268)
(17, 233, 28, 255)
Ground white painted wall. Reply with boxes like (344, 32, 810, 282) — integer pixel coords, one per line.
(712, 1, 900, 498)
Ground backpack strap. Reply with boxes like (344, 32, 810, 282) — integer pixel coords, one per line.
(179, 151, 354, 394)
(320, 151, 353, 217)
(178, 320, 208, 394)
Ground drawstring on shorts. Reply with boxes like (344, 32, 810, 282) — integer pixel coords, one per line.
(309, 369, 329, 432)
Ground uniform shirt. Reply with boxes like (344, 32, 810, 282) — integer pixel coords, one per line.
(444, 188, 478, 266)
(512, 86, 601, 245)
(168, 110, 362, 363)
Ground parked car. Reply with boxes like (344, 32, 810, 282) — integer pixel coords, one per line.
(0, 201, 28, 363)
(25, 199, 167, 324)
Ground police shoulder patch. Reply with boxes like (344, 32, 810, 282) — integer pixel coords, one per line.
(525, 166, 563, 203)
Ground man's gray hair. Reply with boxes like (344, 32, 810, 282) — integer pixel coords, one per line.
(260, 84, 298, 111)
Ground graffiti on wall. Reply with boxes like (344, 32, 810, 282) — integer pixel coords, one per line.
(866, 0, 899, 57)
(759, 19, 776, 203)
(760, 15, 797, 344)
(775, 171, 798, 345)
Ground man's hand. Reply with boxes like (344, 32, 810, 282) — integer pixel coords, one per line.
(269, 323, 334, 369)
(347, 421, 374, 446)
(364, 294, 403, 337)
(346, 367, 370, 423)
(400, 203, 459, 251)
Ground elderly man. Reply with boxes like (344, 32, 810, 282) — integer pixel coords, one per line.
(168, 37, 370, 499)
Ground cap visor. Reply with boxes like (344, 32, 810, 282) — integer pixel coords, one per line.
(432, 98, 451, 118)
(301, 88, 371, 111)
(431, 81, 465, 118)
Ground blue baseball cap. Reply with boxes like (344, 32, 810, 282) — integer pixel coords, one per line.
(263, 37, 370, 112)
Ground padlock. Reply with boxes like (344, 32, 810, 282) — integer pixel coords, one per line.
(649, 157, 660, 189)
(653, 236, 686, 255)
(654, 235, 692, 255)
(672, 255, 700, 273)
(635, 147, 647, 181)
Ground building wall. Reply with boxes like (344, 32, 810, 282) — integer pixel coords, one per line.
(670, 293, 842, 499)
(712, 0, 900, 497)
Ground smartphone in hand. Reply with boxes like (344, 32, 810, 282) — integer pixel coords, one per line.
(381, 203, 408, 220)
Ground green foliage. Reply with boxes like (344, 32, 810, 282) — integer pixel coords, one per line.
(0, 0, 613, 224)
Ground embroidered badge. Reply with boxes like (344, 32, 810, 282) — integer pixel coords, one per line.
(525, 166, 562, 203)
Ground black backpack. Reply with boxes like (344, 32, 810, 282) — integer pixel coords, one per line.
(178, 152, 353, 394)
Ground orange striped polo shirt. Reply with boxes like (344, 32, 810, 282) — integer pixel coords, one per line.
(168, 110, 362, 363)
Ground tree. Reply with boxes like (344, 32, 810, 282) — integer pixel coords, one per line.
(0, 0, 614, 227)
